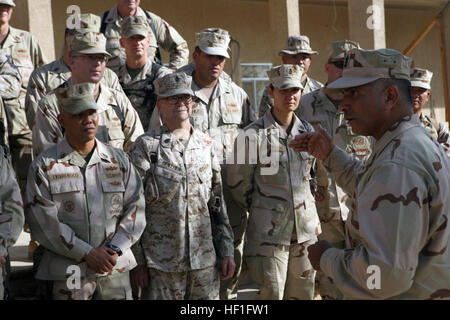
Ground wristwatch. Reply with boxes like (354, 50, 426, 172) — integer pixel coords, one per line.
(105, 243, 123, 256)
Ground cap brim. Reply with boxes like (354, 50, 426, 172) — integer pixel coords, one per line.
(157, 88, 194, 98)
(323, 76, 381, 94)
(199, 46, 230, 58)
(75, 48, 112, 57)
(279, 49, 318, 56)
(273, 80, 304, 90)
(61, 101, 100, 115)
(410, 81, 430, 90)
(123, 29, 149, 39)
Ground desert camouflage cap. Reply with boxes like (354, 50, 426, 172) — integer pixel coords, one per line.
(410, 67, 433, 90)
(69, 32, 111, 57)
(120, 15, 150, 38)
(267, 64, 304, 90)
(195, 28, 230, 58)
(154, 72, 194, 98)
(326, 48, 412, 91)
(66, 13, 101, 34)
(55, 83, 100, 114)
(0, 0, 15, 7)
(279, 35, 318, 56)
(328, 40, 360, 59)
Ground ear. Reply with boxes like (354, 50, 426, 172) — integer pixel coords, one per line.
(267, 86, 274, 99)
(324, 62, 329, 74)
(384, 85, 399, 110)
(119, 37, 125, 48)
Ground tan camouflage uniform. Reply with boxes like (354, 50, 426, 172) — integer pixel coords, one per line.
(315, 48, 450, 299)
(228, 65, 321, 300)
(0, 51, 21, 153)
(33, 81, 144, 157)
(1, 26, 47, 195)
(99, 5, 188, 71)
(0, 147, 24, 300)
(25, 57, 125, 131)
(116, 16, 172, 131)
(149, 29, 255, 299)
(410, 67, 450, 157)
(297, 40, 373, 299)
(25, 137, 146, 299)
(130, 124, 234, 299)
(419, 115, 450, 156)
(24, 14, 127, 131)
(320, 114, 450, 299)
(258, 35, 323, 118)
(258, 76, 323, 118)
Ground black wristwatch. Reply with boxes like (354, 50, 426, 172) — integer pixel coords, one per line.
(105, 243, 123, 256)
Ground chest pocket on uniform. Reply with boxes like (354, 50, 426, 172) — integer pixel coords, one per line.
(101, 179, 126, 235)
(220, 95, 242, 125)
(50, 177, 85, 222)
(153, 166, 183, 205)
(11, 49, 34, 89)
(196, 169, 212, 202)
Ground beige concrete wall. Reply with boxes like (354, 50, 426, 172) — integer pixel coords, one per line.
(19, 0, 448, 122)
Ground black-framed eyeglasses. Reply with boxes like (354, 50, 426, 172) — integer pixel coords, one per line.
(328, 60, 345, 69)
(164, 95, 193, 105)
(72, 54, 109, 63)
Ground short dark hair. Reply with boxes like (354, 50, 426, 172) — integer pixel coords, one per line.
(377, 78, 413, 106)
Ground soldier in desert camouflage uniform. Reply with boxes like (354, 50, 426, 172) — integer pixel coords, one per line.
(99, 0, 188, 71)
(410, 67, 449, 156)
(290, 48, 450, 299)
(0, 0, 46, 196)
(25, 13, 127, 131)
(117, 16, 171, 131)
(228, 64, 321, 300)
(297, 40, 372, 299)
(129, 72, 235, 300)
(25, 83, 146, 300)
(150, 28, 254, 300)
(258, 35, 323, 118)
(0, 145, 24, 300)
(33, 31, 144, 157)
(0, 50, 21, 155)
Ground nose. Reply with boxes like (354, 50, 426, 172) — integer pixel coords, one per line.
(338, 98, 349, 112)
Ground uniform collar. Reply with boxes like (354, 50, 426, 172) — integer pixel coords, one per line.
(370, 114, 421, 161)
(159, 125, 204, 152)
(106, 5, 146, 24)
(191, 72, 230, 105)
(1, 26, 23, 48)
(262, 109, 309, 139)
(312, 88, 340, 114)
(119, 59, 153, 83)
(56, 138, 111, 167)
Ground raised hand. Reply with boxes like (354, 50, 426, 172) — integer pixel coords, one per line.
(288, 124, 334, 161)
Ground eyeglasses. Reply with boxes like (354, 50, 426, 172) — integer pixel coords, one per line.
(328, 60, 345, 69)
(72, 54, 108, 63)
(163, 95, 193, 105)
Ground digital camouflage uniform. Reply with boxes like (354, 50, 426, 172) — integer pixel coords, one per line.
(99, 5, 188, 72)
(297, 40, 373, 299)
(258, 35, 323, 118)
(129, 72, 234, 300)
(0, 146, 24, 300)
(228, 65, 321, 300)
(116, 16, 172, 131)
(0, 51, 21, 154)
(150, 29, 255, 300)
(25, 83, 146, 300)
(32, 31, 144, 157)
(25, 13, 127, 131)
(317, 48, 450, 299)
(1, 25, 47, 195)
(409, 67, 450, 157)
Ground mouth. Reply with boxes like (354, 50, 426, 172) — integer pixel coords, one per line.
(175, 106, 188, 113)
